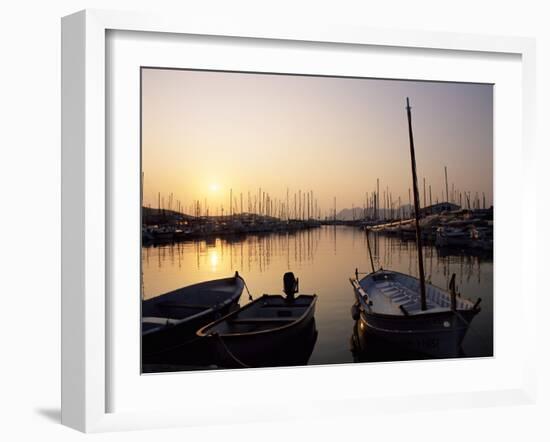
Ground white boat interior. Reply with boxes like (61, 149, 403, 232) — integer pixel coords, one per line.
(355, 270, 475, 316)
(202, 295, 315, 335)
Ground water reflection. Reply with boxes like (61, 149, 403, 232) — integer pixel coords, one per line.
(142, 226, 493, 364)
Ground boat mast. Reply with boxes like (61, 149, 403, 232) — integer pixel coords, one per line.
(405, 98, 427, 311)
(445, 166, 449, 202)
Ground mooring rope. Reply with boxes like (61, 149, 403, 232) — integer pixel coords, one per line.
(242, 279, 254, 301)
(214, 333, 251, 368)
(451, 309, 492, 353)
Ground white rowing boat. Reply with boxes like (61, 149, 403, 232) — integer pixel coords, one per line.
(350, 269, 480, 356)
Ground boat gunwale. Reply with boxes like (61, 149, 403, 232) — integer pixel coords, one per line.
(358, 314, 473, 335)
(196, 293, 317, 338)
(356, 300, 478, 321)
(144, 275, 243, 301)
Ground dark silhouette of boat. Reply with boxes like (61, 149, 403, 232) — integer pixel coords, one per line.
(142, 273, 244, 359)
(197, 272, 317, 368)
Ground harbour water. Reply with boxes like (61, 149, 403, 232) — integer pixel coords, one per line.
(142, 225, 493, 366)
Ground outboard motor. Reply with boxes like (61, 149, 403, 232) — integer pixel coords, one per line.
(283, 272, 299, 302)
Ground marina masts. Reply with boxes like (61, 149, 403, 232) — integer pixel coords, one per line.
(405, 97, 427, 311)
(376, 178, 380, 220)
(445, 165, 449, 203)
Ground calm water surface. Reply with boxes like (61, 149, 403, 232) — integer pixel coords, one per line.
(142, 226, 493, 365)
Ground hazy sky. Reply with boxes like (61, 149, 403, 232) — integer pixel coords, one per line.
(142, 68, 493, 215)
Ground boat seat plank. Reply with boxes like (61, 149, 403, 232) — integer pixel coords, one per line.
(380, 286, 398, 291)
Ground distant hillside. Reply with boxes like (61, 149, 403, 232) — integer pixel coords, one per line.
(335, 205, 413, 221)
(142, 206, 195, 221)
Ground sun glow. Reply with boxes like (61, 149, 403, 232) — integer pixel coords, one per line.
(209, 183, 220, 193)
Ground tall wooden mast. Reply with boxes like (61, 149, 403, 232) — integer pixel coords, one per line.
(406, 98, 427, 311)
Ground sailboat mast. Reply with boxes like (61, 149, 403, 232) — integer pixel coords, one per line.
(405, 98, 427, 311)
(445, 166, 449, 202)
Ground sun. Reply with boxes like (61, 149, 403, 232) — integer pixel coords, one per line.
(209, 183, 220, 193)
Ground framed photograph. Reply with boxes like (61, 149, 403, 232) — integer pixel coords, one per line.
(61, 9, 537, 433)
(140, 68, 493, 373)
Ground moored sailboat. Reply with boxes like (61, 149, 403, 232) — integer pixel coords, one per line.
(350, 98, 481, 357)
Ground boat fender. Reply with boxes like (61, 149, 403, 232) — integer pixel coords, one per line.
(351, 303, 360, 321)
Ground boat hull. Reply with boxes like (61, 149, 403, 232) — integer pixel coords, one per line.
(354, 301, 477, 357)
(142, 302, 240, 361)
(210, 316, 318, 368)
(199, 296, 317, 368)
(142, 276, 244, 361)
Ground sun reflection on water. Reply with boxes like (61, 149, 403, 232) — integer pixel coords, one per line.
(208, 249, 220, 272)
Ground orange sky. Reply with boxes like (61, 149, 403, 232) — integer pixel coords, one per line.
(141, 68, 493, 216)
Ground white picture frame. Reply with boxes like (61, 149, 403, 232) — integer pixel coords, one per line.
(61, 9, 537, 433)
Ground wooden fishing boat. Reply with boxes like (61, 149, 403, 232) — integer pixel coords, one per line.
(351, 98, 481, 358)
(350, 269, 481, 356)
(142, 273, 244, 358)
(197, 272, 317, 368)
